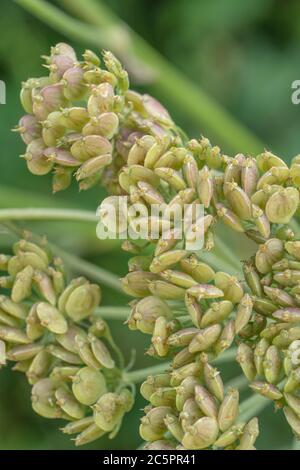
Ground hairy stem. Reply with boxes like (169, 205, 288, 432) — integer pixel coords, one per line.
(15, 0, 264, 154)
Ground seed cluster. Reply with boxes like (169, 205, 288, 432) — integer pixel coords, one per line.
(15, 43, 178, 194)
(237, 237, 300, 439)
(140, 354, 259, 450)
(16, 43, 300, 448)
(0, 235, 133, 446)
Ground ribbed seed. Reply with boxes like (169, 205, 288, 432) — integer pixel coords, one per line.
(188, 324, 222, 353)
(195, 384, 218, 418)
(249, 380, 282, 400)
(236, 343, 257, 381)
(218, 388, 239, 432)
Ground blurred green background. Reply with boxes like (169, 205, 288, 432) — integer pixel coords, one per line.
(0, 0, 299, 450)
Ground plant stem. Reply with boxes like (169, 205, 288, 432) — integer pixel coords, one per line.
(52, 244, 124, 294)
(15, 0, 264, 154)
(0, 208, 97, 223)
(95, 306, 131, 321)
(124, 362, 170, 384)
(239, 393, 270, 422)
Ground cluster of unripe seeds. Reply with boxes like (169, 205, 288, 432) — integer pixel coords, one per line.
(0, 235, 133, 446)
(15, 43, 300, 448)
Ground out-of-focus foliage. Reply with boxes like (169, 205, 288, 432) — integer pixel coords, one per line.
(0, 0, 299, 450)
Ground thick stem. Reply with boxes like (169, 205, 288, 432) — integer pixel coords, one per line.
(0, 208, 97, 223)
(95, 306, 131, 321)
(52, 244, 124, 294)
(124, 363, 170, 384)
(15, 0, 264, 154)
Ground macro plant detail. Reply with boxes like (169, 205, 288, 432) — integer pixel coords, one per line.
(0, 232, 135, 446)
(1, 21, 300, 449)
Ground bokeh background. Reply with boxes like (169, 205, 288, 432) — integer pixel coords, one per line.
(0, 0, 300, 450)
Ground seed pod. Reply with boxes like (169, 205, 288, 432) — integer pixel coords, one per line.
(33, 271, 56, 305)
(214, 320, 235, 355)
(64, 283, 101, 321)
(170, 362, 202, 387)
(196, 165, 214, 208)
(273, 327, 300, 348)
(285, 241, 300, 261)
(180, 255, 215, 283)
(33, 84, 69, 120)
(273, 308, 300, 323)
(266, 187, 299, 224)
(150, 250, 187, 274)
(236, 418, 259, 450)
(187, 284, 224, 302)
(256, 151, 287, 172)
(123, 271, 158, 298)
(241, 158, 259, 196)
(75, 335, 102, 370)
(148, 280, 186, 300)
(255, 238, 284, 274)
(167, 328, 199, 347)
(36, 302, 68, 334)
(31, 378, 61, 419)
(141, 374, 171, 401)
(236, 343, 257, 381)
(215, 203, 244, 232)
(6, 343, 43, 362)
(61, 416, 94, 435)
(55, 386, 85, 420)
(47, 344, 82, 365)
(175, 376, 199, 411)
(155, 167, 186, 191)
(27, 350, 52, 384)
(144, 440, 176, 450)
(195, 384, 218, 418)
(284, 368, 300, 393)
(188, 324, 222, 353)
(283, 407, 300, 437)
(253, 338, 270, 376)
(129, 296, 172, 334)
(172, 346, 195, 368)
(235, 294, 253, 334)
(150, 387, 176, 407)
(164, 414, 184, 442)
(182, 416, 219, 450)
(218, 388, 239, 432)
(264, 286, 295, 308)
(15, 114, 42, 145)
(88, 334, 115, 369)
(184, 293, 202, 328)
(224, 182, 252, 220)
(249, 380, 282, 400)
(252, 204, 270, 239)
(74, 423, 106, 446)
(180, 397, 205, 432)
(257, 166, 290, 190)
(201, 300, 233, 328)
(243, 261, 262, 297)
(152, 316, 170, 357)
(202, 358, 224, 402)
(139, 406, 172, 441)
(160, 270, 197, 289)
(0, 326, 30, 345)
(263, 345, 282, 384)
(72, 367, 107, 406)
(51, 366, 81, 381)
(284, 393, 300, 417)
(214, 272, 243, 304)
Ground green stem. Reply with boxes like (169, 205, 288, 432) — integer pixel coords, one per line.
(15, 0, 264, 154)
(52, 244, 124, 294)
(95, 306, 131, 321)
(124, 363, 170, 384)
(0, 208, 97, 223)
(239, 393, 270, 422)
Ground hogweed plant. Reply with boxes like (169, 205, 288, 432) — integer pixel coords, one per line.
(1, 41, 300, 449)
